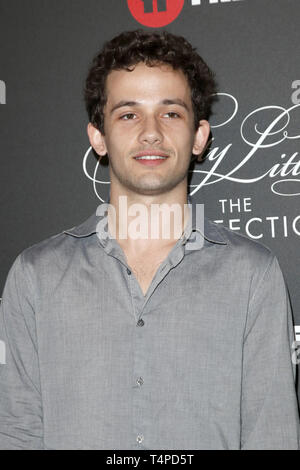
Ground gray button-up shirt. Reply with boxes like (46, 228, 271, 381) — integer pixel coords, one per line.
(0, 196, 299, 449)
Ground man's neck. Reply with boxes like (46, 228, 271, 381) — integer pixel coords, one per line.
(107, 190, 191, 254)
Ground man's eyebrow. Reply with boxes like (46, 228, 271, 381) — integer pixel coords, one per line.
(109, 98, 190, 114)
(160, 99, 190, 111)
(110, 101, 140, 114)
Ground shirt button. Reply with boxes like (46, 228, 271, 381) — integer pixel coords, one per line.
(136, 377, 144, 386)
(127, 268, 131, 275)
(136, 319, 144, 327)
(136, 434, 144, 444)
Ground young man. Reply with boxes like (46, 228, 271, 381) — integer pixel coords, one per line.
(0, 30, 299, 450)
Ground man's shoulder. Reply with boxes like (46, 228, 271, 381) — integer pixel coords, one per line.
(1, 212, 99, 298)
(16, 213, 96, 272)
(16, 231, 71, 273)
(204, 219, 282, 295)
(205, 217, 275, 266)
(2, 230, 72, 296)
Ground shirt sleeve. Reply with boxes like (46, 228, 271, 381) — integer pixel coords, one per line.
(241, 254, 300, 449)
(0, 253, 44, 450)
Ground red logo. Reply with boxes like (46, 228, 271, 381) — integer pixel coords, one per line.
(127, 0, 184, 28)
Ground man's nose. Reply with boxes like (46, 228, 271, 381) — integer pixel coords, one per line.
(138, 115, 163, 145)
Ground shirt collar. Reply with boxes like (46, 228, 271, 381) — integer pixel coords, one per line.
(63, 195, 227, 246)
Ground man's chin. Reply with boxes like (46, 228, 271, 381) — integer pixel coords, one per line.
(111, 171, 187, 197)
(117, 178, 172, 196)
(128, 186, 172, 196)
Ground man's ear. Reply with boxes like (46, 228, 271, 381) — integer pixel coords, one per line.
(87, 123, 108, 158)
(192, 120, 211, 162)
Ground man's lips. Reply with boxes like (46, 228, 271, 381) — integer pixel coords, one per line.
(133, 150, 169, 159)
(132, 150, 169, 166)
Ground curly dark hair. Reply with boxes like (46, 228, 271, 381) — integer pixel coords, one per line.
(84, 29, 217, 134)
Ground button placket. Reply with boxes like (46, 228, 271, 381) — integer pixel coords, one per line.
(132, 297, 148, 449)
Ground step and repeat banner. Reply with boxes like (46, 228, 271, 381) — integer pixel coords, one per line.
(1, 0, 299, 399)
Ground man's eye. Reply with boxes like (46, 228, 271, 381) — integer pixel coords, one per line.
(164, 112, 180, 118)
(120, 113, 136, 120)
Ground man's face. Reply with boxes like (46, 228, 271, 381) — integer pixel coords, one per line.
(89, 62, 209, 196)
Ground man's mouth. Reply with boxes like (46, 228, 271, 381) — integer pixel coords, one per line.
(134, 155, 168, 160)
(133, 151, 169, 161)
(133, 151, 169, 166)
